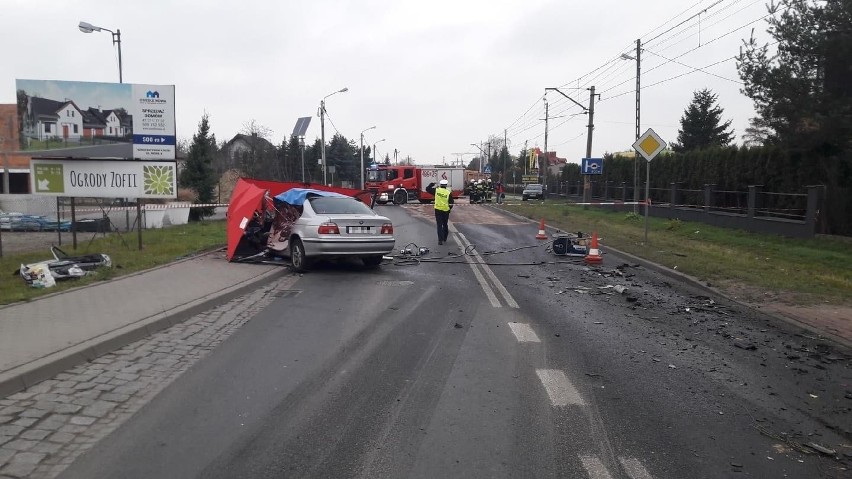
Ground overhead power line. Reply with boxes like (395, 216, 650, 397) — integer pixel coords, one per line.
(644, 0, 726, 45)
(493, 0, 777, 155)
(644, 49, 744, 84)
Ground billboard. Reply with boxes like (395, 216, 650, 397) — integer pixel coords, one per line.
(30, 158, 177, 199)
(15, 79, 176, 160)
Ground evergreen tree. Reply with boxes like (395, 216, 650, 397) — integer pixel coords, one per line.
(326, 134, 356, 185)
(673, 89, 735, 152)
(737, 0, 852, 154)
(180, 113, 217, 220)
(284, 135, 304, 182)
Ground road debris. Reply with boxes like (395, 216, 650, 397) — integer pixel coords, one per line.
(733, 338, 758, 351)
(805, 442, 836, 456)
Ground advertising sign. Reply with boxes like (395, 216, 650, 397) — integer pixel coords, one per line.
(30, 158, 177, 199)
(16, 79, 176, 160)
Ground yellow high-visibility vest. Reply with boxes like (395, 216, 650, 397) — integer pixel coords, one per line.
(434, 187, 450, 211)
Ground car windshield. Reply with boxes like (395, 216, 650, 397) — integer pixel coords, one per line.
(309, 197, 375, 215)
(526, 184, 542, 191)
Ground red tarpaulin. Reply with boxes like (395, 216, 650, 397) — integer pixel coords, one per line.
(226, 178, 375, 261)
(226, 179, 268, 261)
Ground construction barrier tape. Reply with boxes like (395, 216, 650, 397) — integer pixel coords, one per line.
(62, 203, 230, 213)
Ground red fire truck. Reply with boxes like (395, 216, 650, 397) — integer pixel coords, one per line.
(366, 165, 465, 204)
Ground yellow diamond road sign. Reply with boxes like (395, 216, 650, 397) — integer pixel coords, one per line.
(633, 128, 667, 161)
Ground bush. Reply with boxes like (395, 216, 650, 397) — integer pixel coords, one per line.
(666, 218, 683, 230)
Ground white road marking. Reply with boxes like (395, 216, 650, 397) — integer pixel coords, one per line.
(452, 227, 519, 308)
(619, 457, 654, 479)
(507, 323, 541, 342)
(535, 369, 585, 406)
(449, 226, 501, 308)
(579, 455, 614, 479)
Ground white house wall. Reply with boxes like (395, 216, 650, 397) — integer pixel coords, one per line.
(56, 104, 83, 140)
(106, 113, 121, 137)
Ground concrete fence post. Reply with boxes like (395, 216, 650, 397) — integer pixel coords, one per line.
(670, 182, 681, 209)
(747, 185, 763, 218)
(621, 182, 627, 202)
(805, 185, 826, 230)
(703, 184, 716, 213)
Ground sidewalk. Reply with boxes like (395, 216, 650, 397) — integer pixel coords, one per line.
(0, 251, 286, 398)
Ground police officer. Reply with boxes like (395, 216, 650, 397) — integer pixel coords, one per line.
(426, 179, 454, 244)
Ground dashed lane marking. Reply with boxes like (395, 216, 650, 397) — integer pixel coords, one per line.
(507, 323, 541, 342)
(535, 369, 586, 407)
(619, 457, 655, 479)
(579, 455, 615, 479)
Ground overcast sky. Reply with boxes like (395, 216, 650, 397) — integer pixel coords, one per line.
(2, 0, 773, 165)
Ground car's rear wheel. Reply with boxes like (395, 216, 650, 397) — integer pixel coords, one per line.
(290, 238, 311, 273)
(362, 255, 384, 267)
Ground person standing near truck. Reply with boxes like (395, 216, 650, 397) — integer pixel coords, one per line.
(426, 179, 454, 244)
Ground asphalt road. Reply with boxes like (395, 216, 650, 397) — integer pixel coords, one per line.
(59, 204, 851, 478)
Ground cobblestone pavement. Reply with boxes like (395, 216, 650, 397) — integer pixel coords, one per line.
(0, 276, 295, 479)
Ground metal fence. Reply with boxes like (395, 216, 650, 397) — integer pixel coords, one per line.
(547, 182, 825, 238)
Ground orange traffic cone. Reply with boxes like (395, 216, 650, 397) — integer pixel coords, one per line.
(535, 218, 548, 240)
(584, 231, 603, 265)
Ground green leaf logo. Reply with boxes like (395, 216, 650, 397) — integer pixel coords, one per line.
(143, 165, 175, 196)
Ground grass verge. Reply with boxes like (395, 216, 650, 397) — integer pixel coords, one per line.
(502, 201, 852, 306)
(0, 220, 226, 305)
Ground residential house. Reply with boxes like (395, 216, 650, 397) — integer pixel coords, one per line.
(22, 95, 132, 143)
(83, 107, 132, 138)
(545, 151, 568, 176)
(222, 133, 276, 171)
(22, 97, 84, 141)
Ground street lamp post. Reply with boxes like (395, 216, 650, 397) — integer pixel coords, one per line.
(319, 87, 348, 185)
(79, 21, 122, 83)
(299, 136, 306, 183)
(373, 139, 386, 165)
(360, 126, 376, 189)
(79, 20, 137, 249)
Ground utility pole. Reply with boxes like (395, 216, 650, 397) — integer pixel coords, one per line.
(503, 128, 508, 181)
(544, 87, 588, 189)
(634, 38, 642, 213)
(320, 101, 327, 185)
(542, 97, 548, 186)
(584, 85, 597, 204)
(487, 141, 491, 176)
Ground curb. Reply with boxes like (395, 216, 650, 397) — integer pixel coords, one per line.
(496, 206, 852, 350)
(0, 255, 288, 399)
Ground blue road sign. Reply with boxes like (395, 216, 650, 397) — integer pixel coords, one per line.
(483, 164, 492, 174)
(581, 158, 603, 175)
